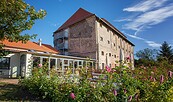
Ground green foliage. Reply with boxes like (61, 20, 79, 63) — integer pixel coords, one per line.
(136, 48, 157, 60)
(20, 62, 173, 102)
(0, 0, 46, 42)
(158, 41, 173, 64)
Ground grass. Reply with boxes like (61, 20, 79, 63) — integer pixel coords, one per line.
(0, 82, 49, 102)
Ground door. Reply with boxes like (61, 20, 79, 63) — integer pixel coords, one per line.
(20, 54, 26, 78)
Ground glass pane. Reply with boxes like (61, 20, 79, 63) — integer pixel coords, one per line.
(33, 57, 40, 68)
(43, 58, 48, 66)
(50, 59, 56, 69)
(0, 57, 10, 69)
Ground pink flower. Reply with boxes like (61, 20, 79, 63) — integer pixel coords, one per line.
(70, 93, 75, 99)
(128, 95, 132, 102)
(106, 65, 111, 73)
(153, 78, 156, 82)
(38, 64, 42, 67)
(113, 89, 117, 96)
(127, 56, 130, 60)
(124, 88, 127, 94)
(149, 76, 153, 81)
(168, 71, 172, 78)
(160, 75, 164, 84)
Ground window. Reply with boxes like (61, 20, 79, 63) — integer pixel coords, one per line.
(107, 29, 109, 32)
(114, 55, 116, 58)
(101, 51, 104, 55)
(43, 58, 48, 66)
(100, 37, 103, 41)
(109, 53, 111, 57)
(102, 63, 104, 69)
(50, 59, 56, 69)
(100, 23, 102, 27)
(33, 57, 40, 68)
(109, 64, 111, 68)
(64, 60, 68, 65)
(114, 43, 116, 46)
(0, 57, 10, 69)
(108, 40, 110, 44)
(79, 61, 82, 65)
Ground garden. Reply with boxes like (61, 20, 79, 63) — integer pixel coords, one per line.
(19, 60, 173, 102)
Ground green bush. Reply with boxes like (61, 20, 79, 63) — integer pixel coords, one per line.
(20, 63, 173, 102)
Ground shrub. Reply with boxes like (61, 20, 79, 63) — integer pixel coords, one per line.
(20, 63, 173, 102)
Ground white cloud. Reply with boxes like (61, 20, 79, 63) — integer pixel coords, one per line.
(145, 41, 161, 48)
(126, 33, 161, 48)
(126, 34, 144, 40)
(124, 4, 173, 31)
(123, 0, 167, 12)
(113, 18, 132, 22)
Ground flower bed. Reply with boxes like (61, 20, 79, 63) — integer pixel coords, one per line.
(20, 64, 173, 102)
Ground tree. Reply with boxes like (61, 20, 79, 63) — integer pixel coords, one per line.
(0, 0, 46, 42)
(136, 48, 157, 60)
(158, 41, 173, 63)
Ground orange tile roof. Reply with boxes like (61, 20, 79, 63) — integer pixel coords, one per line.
(1, 40, 59, 54)
(54, 8, 94, 33)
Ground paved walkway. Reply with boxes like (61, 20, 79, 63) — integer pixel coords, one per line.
(0, 79, 19, 84)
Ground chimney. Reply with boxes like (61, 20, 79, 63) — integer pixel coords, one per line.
(38, 38, 42, 46)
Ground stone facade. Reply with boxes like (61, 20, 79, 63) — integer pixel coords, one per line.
(96, 20, 134, 69)
(54, 9, 134, 69)
(68, 16, 97, 59)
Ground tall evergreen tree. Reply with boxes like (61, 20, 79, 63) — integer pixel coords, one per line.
(158, 41, 173, 63)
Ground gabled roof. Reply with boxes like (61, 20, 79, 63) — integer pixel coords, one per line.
(54, 8, 94, 33)
(1, 40, 59, 54)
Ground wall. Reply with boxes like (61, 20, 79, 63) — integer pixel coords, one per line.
(96, 21, 134, 69)
(68, 16, 97, 59)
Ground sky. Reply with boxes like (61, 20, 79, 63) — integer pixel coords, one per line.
(24, 0, 173, 53)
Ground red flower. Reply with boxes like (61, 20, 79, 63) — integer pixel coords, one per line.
(70, 93, 75, 99)
(160, 75, 164, 84)
(168, 71, 172, 78)
(106, 65, 111, 73)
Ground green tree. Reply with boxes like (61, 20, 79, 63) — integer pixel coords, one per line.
(136, 48, 157, 60)
(0, 0, 46, 56)
(135, 48, 158, 67)
(158, 41, 173, 64)
(0, 0, 46, 42)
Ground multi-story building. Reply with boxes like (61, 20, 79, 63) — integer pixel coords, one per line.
(53, 8, 134, 69)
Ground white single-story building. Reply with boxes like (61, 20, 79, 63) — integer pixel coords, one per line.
(0, 40, 95, 78)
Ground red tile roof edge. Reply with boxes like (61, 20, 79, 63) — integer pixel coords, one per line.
(2, 40, 59, 54)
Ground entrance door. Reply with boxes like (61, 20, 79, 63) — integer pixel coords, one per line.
(20, 54, 26, 78)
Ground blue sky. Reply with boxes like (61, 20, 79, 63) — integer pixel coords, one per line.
(24, 0, 173, 53)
